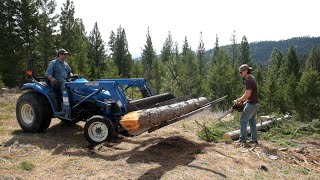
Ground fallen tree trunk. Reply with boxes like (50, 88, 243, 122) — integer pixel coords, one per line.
(120, 97, 209, 135)
(223, 115, 291, 141)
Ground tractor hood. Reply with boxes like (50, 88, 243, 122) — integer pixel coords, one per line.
(73, 78, 112, 99)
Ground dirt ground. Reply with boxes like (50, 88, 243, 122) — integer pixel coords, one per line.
(0, 93, 319, 180)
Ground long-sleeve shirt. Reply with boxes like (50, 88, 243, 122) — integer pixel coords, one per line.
(45, 59, 72, 81)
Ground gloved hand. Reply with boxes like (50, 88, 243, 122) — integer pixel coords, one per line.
(234, 99, 244, 105)
(50, 78, 58, 85)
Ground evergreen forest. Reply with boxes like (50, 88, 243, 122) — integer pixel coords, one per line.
(1, 0, 320, 122)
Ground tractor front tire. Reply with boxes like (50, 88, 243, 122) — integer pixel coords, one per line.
(16, 91, 52, 133)
(84, 115, 115, 144)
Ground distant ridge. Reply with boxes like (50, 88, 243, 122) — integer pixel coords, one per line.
(249, 36, 320, 64)
(206, 36, 320, 65)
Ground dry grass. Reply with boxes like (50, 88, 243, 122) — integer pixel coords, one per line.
(0, 93, 319, 179)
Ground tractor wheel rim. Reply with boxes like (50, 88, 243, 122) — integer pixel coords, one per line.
(21, 104, 34, 124)
(88, 122, 108, 142)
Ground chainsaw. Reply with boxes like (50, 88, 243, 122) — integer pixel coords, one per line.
(218, 102, 245, 121)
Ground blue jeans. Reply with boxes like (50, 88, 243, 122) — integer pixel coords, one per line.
(239, 103, 260, 142)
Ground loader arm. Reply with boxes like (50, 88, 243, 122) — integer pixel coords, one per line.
(97, 78, 153, 97)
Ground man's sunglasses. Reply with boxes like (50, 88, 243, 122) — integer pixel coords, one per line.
(239, 70, 246, 74)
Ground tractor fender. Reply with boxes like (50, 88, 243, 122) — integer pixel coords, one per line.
(21, 83, 55, 110)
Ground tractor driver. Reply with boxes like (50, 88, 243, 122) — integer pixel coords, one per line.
(45, 48, 72, 99)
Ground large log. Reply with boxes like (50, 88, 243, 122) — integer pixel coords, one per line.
(223, 115, 291, 140)
(120, 97, 209, 135)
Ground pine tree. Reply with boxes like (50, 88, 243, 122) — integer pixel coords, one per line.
(240, 35, 252, 65)
(19, 0, 39, 58)
(36, 0, 58, 75)
(180, 50, 201, 97)
(59, 0, 76, 52)
(286, 46, 300, 79)
(296, 70, 320, 121)
(173, 41, 179, 61)
(131, 60, 143, 78)
(161, 31, 173, 63)
(104, 58, 119, 78)
(305, 47, 320, 72)
(112, 26, 132, 77)
(208, 49, 235, 103)
(108, 30, 116, 54)
(88, 22, 107, 79)
(213, 34, 220, 61)
(151, 58, 165, 95)
(73, 19, 90, 76)
(0, 0, 22, 87)
(197, 32, 206, 76)
(261, 48, 283, 113)
(188, 55, 201, 97)
(59, 0, 87, 73)
(141, 27, 155, 81)
(277, 47, 300, 114)
(230, 30, 239, 64)
(160, 31, 178, 94)
(17, 0, 39, 84)
(182, 36, 190, 61)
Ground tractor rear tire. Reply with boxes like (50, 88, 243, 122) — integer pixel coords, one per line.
(16, 91, 52, 133)
(84, 115, 115, 144)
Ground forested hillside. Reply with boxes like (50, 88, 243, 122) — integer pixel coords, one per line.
(0, 0, 320, 122)
(206, 36, 320, 66)
(249, 37, 320, 65)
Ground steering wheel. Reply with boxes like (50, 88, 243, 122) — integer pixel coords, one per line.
(66, 75, 82, 82)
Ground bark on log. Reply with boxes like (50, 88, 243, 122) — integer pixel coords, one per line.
(223, 115, 291, 140)
(120, 97, 209, 135)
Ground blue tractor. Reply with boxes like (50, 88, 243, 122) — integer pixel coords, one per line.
(15, 59, 185, 144)
(16, 60, 226, 144)
(16, 72, 177, 144)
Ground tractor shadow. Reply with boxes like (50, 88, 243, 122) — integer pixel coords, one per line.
(3, 121, 88, 154)
(66, 136, 227, 179)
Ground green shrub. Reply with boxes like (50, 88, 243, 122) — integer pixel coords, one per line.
(19, 161, 35, 171)
(198, 116, 239, 142)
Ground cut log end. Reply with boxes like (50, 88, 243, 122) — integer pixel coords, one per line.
(223, 130, 240, 141)
(119, 111, 141, 131)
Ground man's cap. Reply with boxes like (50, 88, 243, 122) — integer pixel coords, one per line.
(57, 48, 70, 55)
(239, 64, 253, 72)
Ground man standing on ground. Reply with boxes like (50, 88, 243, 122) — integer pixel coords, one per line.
(234, 64, 260, 146)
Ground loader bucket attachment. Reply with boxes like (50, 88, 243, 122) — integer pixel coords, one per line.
(126, 92, 176, 112)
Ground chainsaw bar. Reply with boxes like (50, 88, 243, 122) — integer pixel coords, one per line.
(218, 107, 233, 121)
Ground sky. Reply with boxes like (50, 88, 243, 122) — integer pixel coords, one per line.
(55, 0, 320, 58)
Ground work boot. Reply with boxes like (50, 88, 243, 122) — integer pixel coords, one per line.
(234, 140, 250, 148)
(249, 140, 259, 145)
